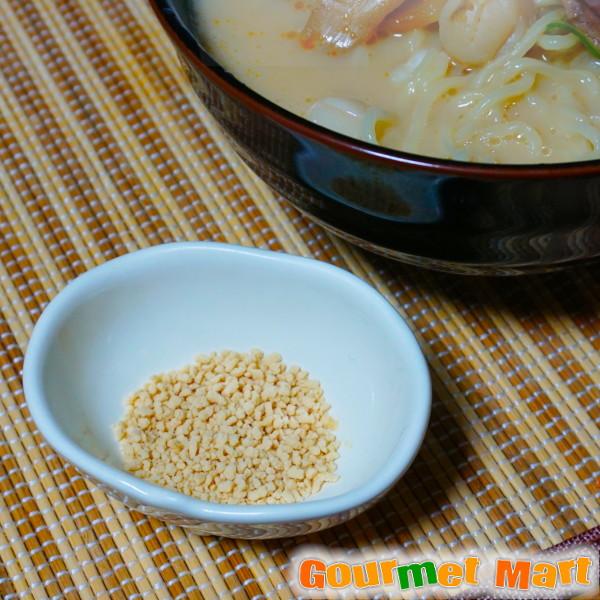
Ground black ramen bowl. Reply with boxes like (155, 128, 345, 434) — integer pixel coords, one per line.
(150, 0, 600, 274)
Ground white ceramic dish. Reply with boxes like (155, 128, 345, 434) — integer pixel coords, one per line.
(23, 242, 430, 539)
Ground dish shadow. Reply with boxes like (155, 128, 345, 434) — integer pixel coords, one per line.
(370, 254, 600, 325)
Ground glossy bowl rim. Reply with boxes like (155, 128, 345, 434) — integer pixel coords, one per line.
(149, 0, 600, 180)
(23, 242, 432, 526)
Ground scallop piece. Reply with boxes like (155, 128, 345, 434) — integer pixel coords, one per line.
(439, 0, 533, 66)
(302, 0, 409, 49)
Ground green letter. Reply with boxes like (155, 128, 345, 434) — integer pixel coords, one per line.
(396, 561, 438, 590)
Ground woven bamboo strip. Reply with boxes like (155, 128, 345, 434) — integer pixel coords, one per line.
(0, 174, 69, 304)
(0, 76, 96, 271)
(475, 295, 600, 444)
(0, 138, 166, 596)
(0, 18, 120, 266)
(182, 536, 244, 598)
(239, 542, 296, 598)
(0, 452, 45, 594)
(420, 434, 509, 551)
(0, 412, 46, 598)
(12, 0, 188, 253)
(0, 263, 126, 598)
(496, 280, 600, 412)
(163, 527, 221, 599)
(475, 296, 600, 494)
(532, 285, 600, 373)
(0, 6, 142, 256)
(496, 281, 600, 412)
(9, 2, 186, 245)
(126, 514, 192, 598)
(4, 205, 141, 596)
(0, 524, 28, 598)
(0, 164, 146, 599)
(81, 495, 159, 598)
(1, 15, 172, 253)
(556, 271, 600, 352)
(0, 356, 77, 596)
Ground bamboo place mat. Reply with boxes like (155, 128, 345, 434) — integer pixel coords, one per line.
(0, 1, 598, 598)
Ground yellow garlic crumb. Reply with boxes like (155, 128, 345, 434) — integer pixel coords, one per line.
(115, 350, 340, 504)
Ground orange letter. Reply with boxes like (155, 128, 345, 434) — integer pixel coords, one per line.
(495, 559, 531, 591)
(352, 561, 380, 589)
(575, 557, 592, 585)
(327, 562, 352, 589)
(438, 562, 463, 588)
(299, 559, 325, 590)
(531, 563, 558, 589)
(557, 559, 575, 585)
(465, 557, 480, 585)
(380, 559, 398, 585)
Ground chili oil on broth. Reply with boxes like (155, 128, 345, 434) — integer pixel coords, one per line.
(194, 0, 600, 164)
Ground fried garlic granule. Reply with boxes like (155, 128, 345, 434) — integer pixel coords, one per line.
(115, 350, 339, 504)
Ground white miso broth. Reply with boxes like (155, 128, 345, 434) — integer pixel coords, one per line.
(194, 0, 600, 164)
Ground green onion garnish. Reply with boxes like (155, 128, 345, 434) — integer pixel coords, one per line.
(546, 21, 600, 59)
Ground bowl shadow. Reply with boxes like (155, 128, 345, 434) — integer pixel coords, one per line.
(370, 253, 600, 324)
